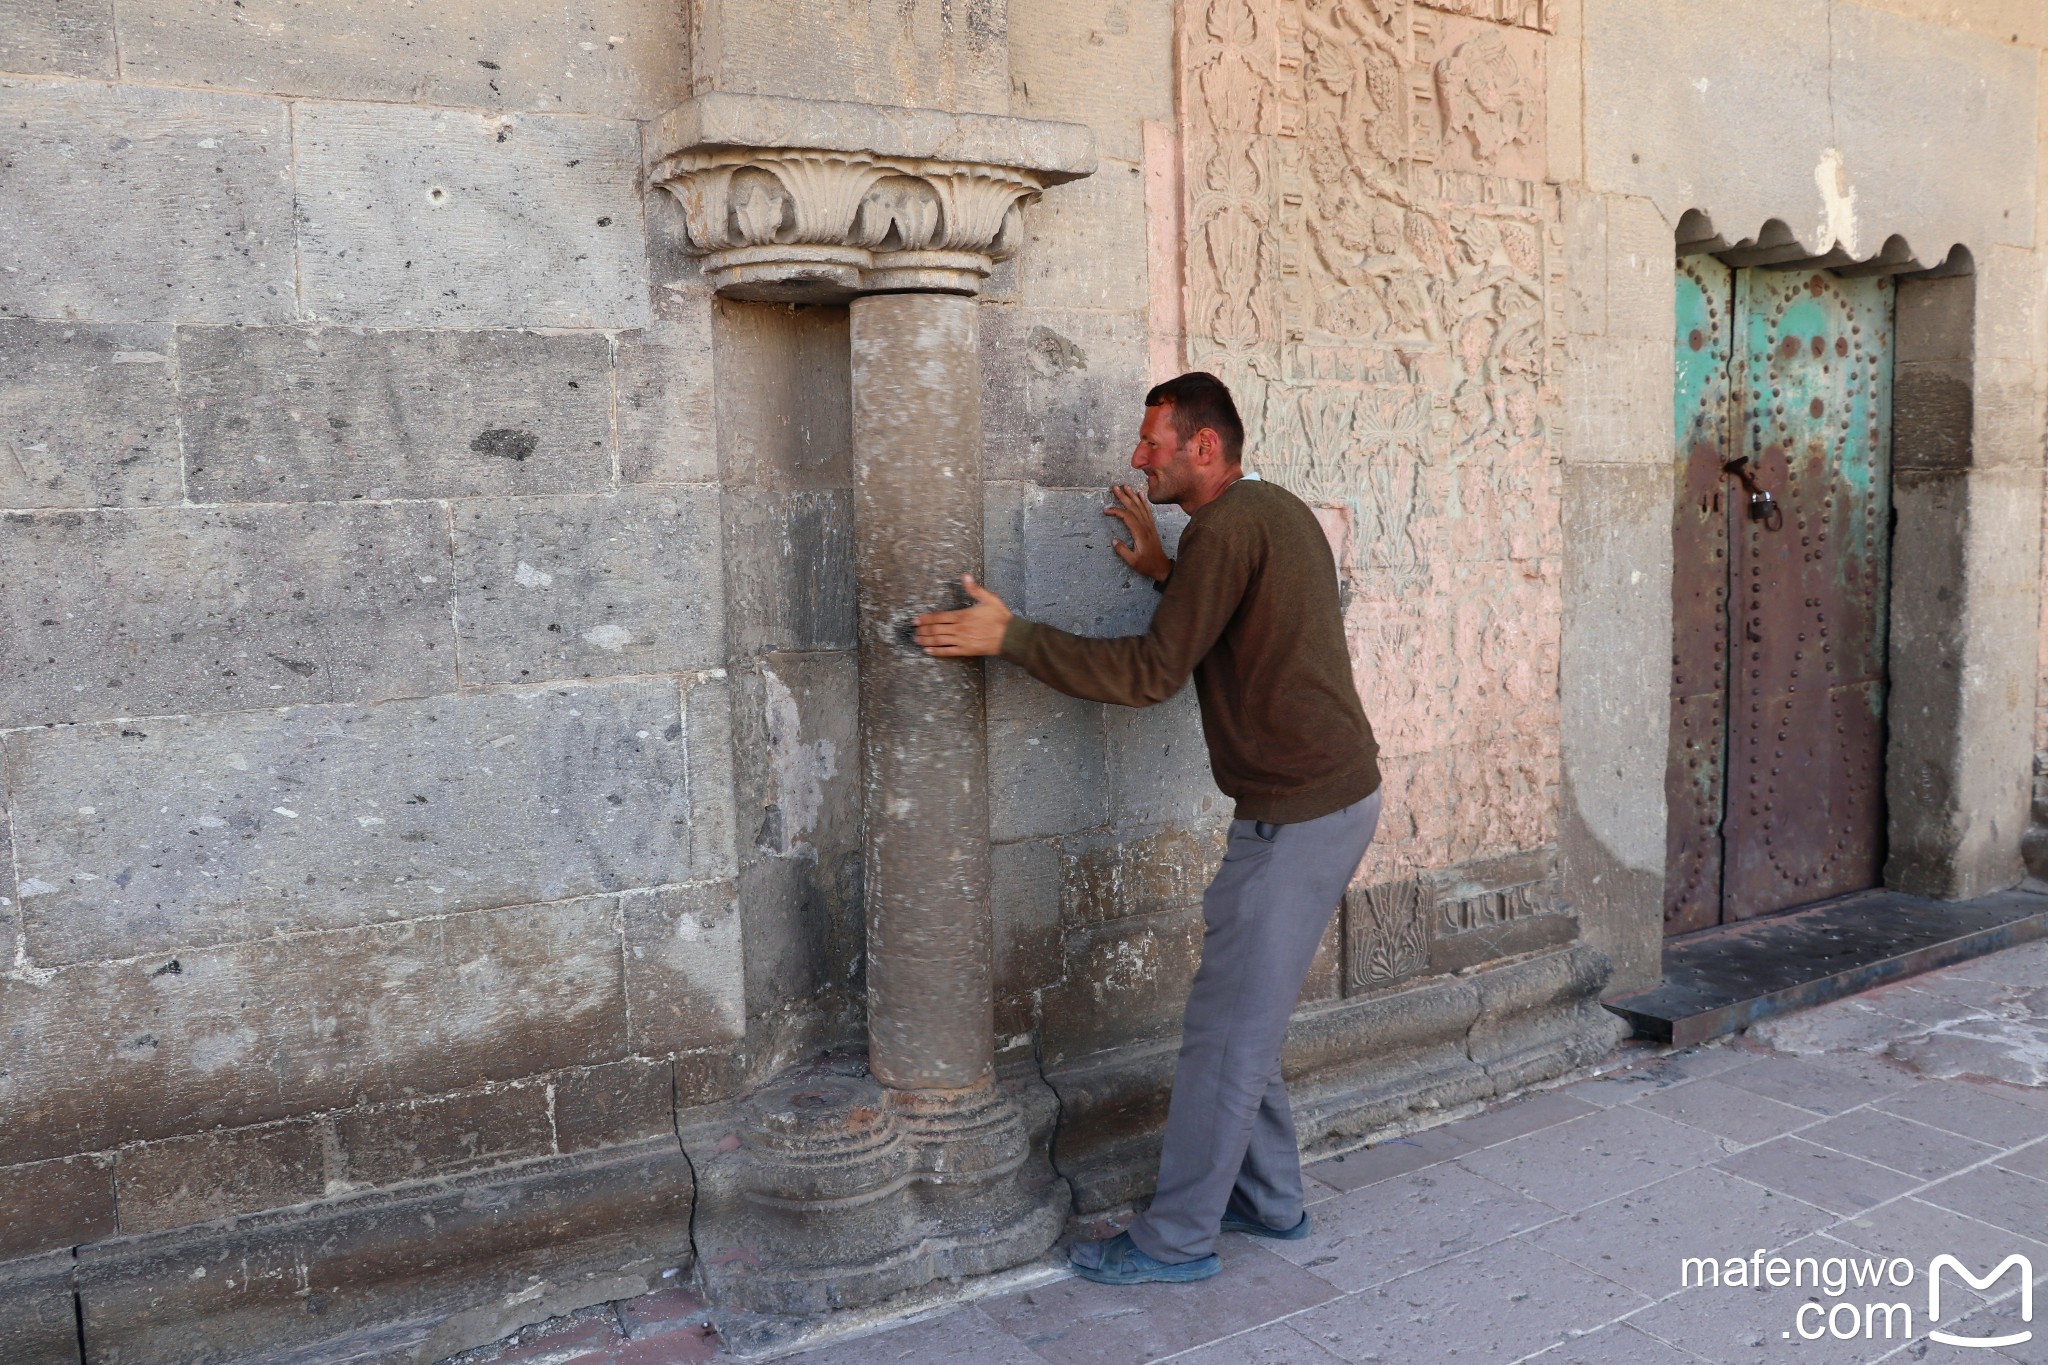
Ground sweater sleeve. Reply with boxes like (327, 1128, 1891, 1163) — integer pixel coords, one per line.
(998, 521, 1248, 707)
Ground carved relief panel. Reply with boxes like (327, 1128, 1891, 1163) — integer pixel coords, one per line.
(1179, 0, 1564, 990)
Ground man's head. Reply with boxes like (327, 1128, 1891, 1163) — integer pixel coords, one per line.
(1132, 371, 1245, 506)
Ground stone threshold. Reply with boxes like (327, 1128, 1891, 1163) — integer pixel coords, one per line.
(1605, 882, 2048, 1047)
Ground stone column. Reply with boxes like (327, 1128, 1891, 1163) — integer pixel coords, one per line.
(650, 95, 1094, 1317)
(849, 292, 995, 1091)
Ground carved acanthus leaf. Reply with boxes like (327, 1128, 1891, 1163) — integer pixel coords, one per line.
(652, 149, 1046, 300)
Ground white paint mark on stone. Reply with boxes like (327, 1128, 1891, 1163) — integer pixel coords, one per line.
(111, 351, 167, 365)
(225, 754, 249, 771)
(514, 561, 554, 588)
(761, 666, 838, 855)
(1817, 147, 1860, 257)
(198, 815, 226, 829)
(357, 816, 384, 827)
(582, 623, 632, 651)
(17, 879, 57, 897)
(273, 807, 298, 818)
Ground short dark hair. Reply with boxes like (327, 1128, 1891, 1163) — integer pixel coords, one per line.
(1144, 371, 1244, 464)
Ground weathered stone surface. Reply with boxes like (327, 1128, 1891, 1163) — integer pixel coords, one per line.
(0, 322, 181, 508)
(1007, 0, 1173, 165)
(452, 490, 724, 685)
(0, 0, 115, 76)
(294, 102, 647, 328)
(623, 881, 745, 1056)
(991, 837, 1062, 1007)
(0, 1154, 114, 1258)
(333, 1085, 554, 1192)
(179, 326, 614, 502)
(732, 651, 863, 1018)
(1430, 910, 1578, 976)
(1558, 463, 1668, 994)
(77, 1140, 692, 1365)
(1563, 335, 1667, 464)
(0, 897, 627, 1164)
(981, 306, 1153, 486)
(692, 3, 1009, 116)
(0, 81, 295, 324)
(0, 1250, 78, 1365)
(712, 299, 852, 492)
(116, 1121, 325, 1234)
(1833, 2, 2038, 254)
(0, 502, 453, 729)
(1561, 189, 1607, 337)
(1039, 908, 1203, 1065)
(724, 490, 860, 655)
(1059, 823, 1223, 928)
(6, 681, 689, 963)
(1017, 158, 1151, 312)
(987, 666, 1107, 841)
(1021, 486, 1187, 636)
(552, 1058, 675, 1153)
(618, 315, 718, 487)
(1602, 195, 1677, 345)
(1105, 688, 1226, 827)
(112, 0, 690, 120)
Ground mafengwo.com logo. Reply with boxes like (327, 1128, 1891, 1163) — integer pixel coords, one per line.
(1680, 1249, 2034, 1346)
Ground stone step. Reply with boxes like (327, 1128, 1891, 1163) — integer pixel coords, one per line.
(1605, 884, 2048, 1047)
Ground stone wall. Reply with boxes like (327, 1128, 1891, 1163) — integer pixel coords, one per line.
(0, 3, 734, 1358)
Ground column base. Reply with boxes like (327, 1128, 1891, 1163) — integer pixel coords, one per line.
(685, 1055, 1068, 1317)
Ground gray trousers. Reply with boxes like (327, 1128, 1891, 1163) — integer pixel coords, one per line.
(1126, 789, 1382, 1264)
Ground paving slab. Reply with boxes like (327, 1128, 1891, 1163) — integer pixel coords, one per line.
(1916, 1164, 2048, 1243)
(1162, 1321, 1348, 1363)
(1874, 1081, 2048, 1146)
(1264, 1162, 1560, 1292)
(1618, 1235, 1906, 1365)
(1303, 1124, 1472, 1192)
(1714, 1053, 1920, 1116)
(1716, 1137, 1924, 1216)
(1633, 1077, 1826, 1145)
(1453, 1104, 1737, 1212)
(1567, 1044, 1752, 1108)
(785, 1306, 1042, 1365)
(1799, 1107, 2003, 1181)
(1525, 1320, 1714, 1364)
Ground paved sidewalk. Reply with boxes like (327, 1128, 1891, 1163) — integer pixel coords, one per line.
(460, 938, 2048, 1365)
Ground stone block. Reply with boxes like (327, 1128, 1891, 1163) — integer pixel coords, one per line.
(0, 502, 453, 729)
(0, 81, 295, 324)
(1560, 188, 1606, 337)
(179, 326, 614, 502)
(1007, 0, 1173, 165)
(77, 1140, 691, 1365)
(115, 1121, 324, 1234)
(1893, 359, 1976, 472)
(111, 0, 689, 120)
(684, 672, 739, 882)
(1017, 158, 1151, 313)
(982, 480, 1028, 602)
(0, 0, 115, 76)
(1584, 0, 1829, 241)
(1106, 689, 1226, 827)
(729, 651, 862, 1013)
(618, 315, 718, 486)
(1833, 2, 2038, 253)
(0, 322, 180, 508)
(711, 298, 852, 492)
(987, 667, 1107, 841)
(0, 1251, 78, 1365)
(0, 896, 627, 1165)
(1972, 358, 2046, 472)
(1300, 912, 1343, 1005)
(723, 488, 859, 654)
(1059, 822, 1223, 929)
(5, 681, 687, 963)
(623, 881, 745, 1056)
(332, 1086, 554, 1191)
(1545, 0, 1585, 185)
(1430, 911, 1578, 976)
(991, 838, 1062, 1003)
(1972, 246, 2043, 365)
(1602, 195, 1676, 344)
(982, 306, 1153, 486)
(696, 0, 1007, 116)
(0, 1154, 114, 1258)
(552, 1058, 675, 1153)
(452, 489, 724, 685)
(294, 102, 647, 329)
(1558, 462, 1670, 994)
(1563, 335, 1668, 465)
(1039, 908, 1203, 1065)
(1021, 486, 1186, 636)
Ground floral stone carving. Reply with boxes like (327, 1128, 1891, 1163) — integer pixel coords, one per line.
(651, 148, 1045, 300)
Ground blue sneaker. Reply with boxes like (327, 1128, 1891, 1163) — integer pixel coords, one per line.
(1219, 1207, 1311, 1240)
(1069, 1231, 1221, 1285)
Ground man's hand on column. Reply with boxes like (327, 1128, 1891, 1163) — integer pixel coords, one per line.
(914, 575, 1013, 657)
(1106, 484, 1171, 582)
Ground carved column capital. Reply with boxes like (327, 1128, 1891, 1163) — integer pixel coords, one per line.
(647, 93, 1096, 300)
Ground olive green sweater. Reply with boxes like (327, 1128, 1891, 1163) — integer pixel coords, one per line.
(1000, 478, 1381, 824)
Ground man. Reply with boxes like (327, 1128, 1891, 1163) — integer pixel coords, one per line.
(913, 372, 1383, 1285)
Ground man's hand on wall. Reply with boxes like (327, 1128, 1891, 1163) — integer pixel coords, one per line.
(914, 575, 1013, 657)
(1106, 484, 1171, 582)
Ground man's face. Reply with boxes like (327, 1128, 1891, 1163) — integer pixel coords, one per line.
(1132, 404, 1197, 505)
